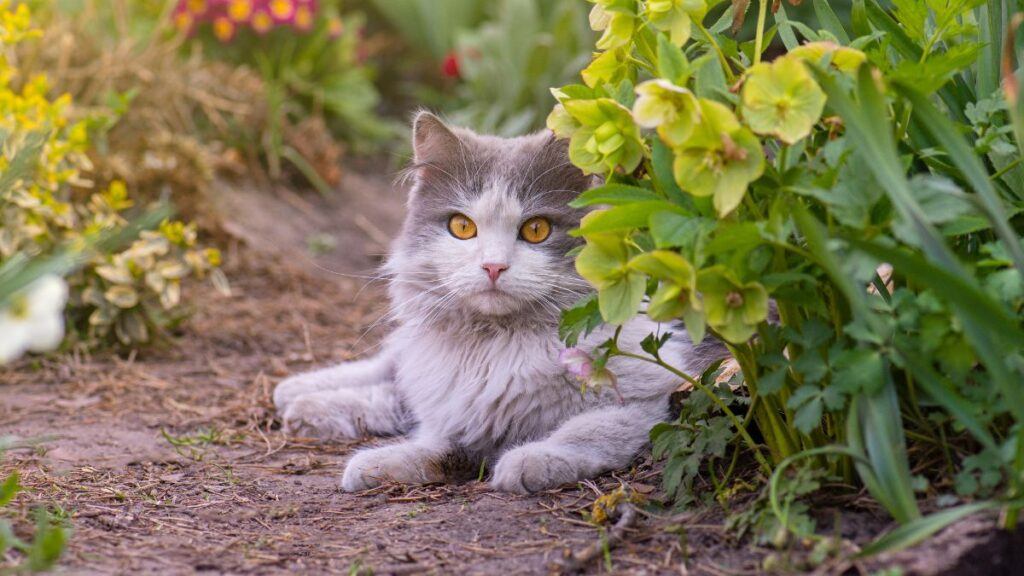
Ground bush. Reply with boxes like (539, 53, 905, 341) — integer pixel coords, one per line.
(0, 1, 222, 350)
(176, 0, 396, 184)
(554, 0, 1024, 549)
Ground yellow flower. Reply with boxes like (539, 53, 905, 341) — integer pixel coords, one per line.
(173, 11, 193, 31)
(269, 0, 295, 20)
(295, 6, 313, 30)
(251, 10, 273, 33)
(186, 0, 207, 14)
(212, 17, 235, 42)
(227, 0, 252, 22)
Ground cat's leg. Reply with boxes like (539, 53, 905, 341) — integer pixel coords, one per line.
(280, 384, 410, 440)
(273, 347, 395, 413)
(340, 432, 451, 492)
(491, 403, 666, 494)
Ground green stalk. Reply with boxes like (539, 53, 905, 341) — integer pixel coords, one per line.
(753, 0, 768, 65)
(695, 22, 735, 82)
(616, 350, 774, 475)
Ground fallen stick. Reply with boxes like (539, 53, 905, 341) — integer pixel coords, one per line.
(554, 502, 639, 574)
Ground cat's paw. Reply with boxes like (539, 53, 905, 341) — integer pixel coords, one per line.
(281, 394, 364, 440)
(491, 444, 579, 494)
(341, 444, 437, 492)
(273, 374, 320, 414)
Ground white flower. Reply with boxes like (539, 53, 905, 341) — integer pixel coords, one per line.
(0, 275, 69, 364)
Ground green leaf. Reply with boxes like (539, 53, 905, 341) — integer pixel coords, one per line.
(812, 0, 850, 43)
(857, 501, 1001, 557)
(0, 472, 19, 507)
(896, 83, 1024, 280)
(848, 370, 921, 524)
(570, 184, 661, 207)
(575, 201, 686, 235)
(560, 294, 603, 347)
(599, 272, 647, 325)
(787, 386, 825, 433)
(656, 32, 689, 84)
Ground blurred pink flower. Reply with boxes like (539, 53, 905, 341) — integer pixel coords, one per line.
(559, 347, 594, 380)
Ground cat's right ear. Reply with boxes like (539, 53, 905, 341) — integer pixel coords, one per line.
(412, 111, 461, 166)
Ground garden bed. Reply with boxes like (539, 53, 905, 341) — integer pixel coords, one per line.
(0, 174, 1015, 575)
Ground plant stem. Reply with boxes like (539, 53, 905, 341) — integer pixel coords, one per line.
(695, 22, 735, 83)
(616, 350, 774, 475)
(754, 0, 768, 65)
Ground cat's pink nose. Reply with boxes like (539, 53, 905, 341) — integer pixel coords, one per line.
(481, 263, 509, 283)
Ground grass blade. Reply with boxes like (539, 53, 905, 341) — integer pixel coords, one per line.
(896, 83, 1024, 280)
(857, 501, 1001, 557)
(812, 0, 850, 44)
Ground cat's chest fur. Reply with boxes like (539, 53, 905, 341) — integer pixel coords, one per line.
(390, 321, 596, 454)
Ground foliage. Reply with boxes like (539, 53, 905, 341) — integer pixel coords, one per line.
(0, 1, 222, 350)
(0, 447, 67, 573)
(554, 0, 1024, 549)
(21, 0, 266, 212)
(177, 0, 395, 181)
(367, 0, 488, 62)
(449, 0, 593, 135)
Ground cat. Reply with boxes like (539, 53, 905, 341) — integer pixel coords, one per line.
(273, 112, 727, 493)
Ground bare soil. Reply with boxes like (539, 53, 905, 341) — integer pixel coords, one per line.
(0, 170, 1017, 575)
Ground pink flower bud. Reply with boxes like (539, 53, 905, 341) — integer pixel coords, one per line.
(559, 347, 594, 380)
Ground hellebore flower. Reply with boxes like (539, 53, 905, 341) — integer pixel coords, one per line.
(588, 0, 638, 50)
(697, 266, 768, 343)
(672, 99, 764, 217)
(644, 0, 706, 46)
(628, 250, 705, 343)
(563, 98, 645, 175)
(0, 275, 68, 364)
(787, 41, 866, 74)
(741, 55, 826, 144)
(581, 48, 632, 88)
(633, 79, 700, 147)
(575, 226, 645, 324)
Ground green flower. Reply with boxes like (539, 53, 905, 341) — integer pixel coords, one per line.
(546, 103, 580, 139)
(633, 79, 700, 147)
(576, 225, 646, 325)
(788, 41, 866, 74)
(644, 0, 706, 46)
(741, 55, 826, 144)
(673, 99, 764, 217)
(563, 98, 645, 174)
(588, 0, 638, 50)
(697, 266, 768, 343)
(629, 250, 706, 342)
(582, 48, 632, 88)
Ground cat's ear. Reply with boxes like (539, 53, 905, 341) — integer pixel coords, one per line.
(412, 111, 462, 166)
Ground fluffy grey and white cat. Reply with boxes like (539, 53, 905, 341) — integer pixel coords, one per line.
(273, 112, 725, 493)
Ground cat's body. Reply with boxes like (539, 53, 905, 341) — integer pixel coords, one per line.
(274, 113, 726, 493)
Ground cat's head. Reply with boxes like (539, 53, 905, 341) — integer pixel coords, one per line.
(385, 112, 593, 324)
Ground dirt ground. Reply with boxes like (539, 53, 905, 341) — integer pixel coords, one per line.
(1, 170, 1019, 575)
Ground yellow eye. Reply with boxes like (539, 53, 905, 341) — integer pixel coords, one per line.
(448, 213, 477, 239)
(519, 217, 551, 244)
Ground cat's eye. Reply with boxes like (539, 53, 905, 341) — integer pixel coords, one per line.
(519, 217, 551, 244)
(448, 213, 477, 240)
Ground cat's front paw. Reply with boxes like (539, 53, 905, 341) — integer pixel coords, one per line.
(281, 394, 364, 440)
(273, 374, 319, 414)
(491, 445, 579, 494)
(341, 444, 439, 492)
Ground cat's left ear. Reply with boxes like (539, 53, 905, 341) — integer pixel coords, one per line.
(412, 111, 462, 166)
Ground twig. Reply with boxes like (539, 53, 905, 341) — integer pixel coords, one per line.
(554, 503, 638, 574)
